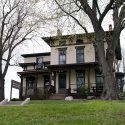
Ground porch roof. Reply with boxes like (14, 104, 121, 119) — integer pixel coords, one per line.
(17, 69, 50, 76)
(47, 62, 98, 70)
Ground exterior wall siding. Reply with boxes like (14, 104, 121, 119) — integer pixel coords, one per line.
(24, 56, 50, 63)
(51, 44, 95, 65)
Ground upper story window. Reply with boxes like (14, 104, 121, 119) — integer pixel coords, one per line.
(59, 49, 66, 64)
(36, 57, 43, 69)
(76, 47, 84, 63)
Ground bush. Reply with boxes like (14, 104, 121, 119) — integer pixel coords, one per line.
(77, 85, 89, 98)
(118, 92, 125, 100)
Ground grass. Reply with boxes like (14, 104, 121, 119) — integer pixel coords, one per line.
(0, 100, 125, 125)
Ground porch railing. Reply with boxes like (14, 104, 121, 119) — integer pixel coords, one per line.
(69, 83, 103, 97)
(21, 87, 44, 99)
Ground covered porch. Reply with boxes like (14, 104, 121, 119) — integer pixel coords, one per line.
(18, 70, 50, 99)
(48, 62, 100, 98)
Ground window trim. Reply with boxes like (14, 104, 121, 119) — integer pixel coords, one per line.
(58, 48, 67, 64)
(36, 57, 43, 69)
(75, 46, 85, 63)
(95, 69, 103, 87)
(26, 77, 35, 89)
(76, 70, 85, 89)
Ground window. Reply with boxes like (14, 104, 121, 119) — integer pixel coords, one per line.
(59, 49, 66, 64)
(76, 71, 85, 89)
(95, 70, 103, 87)
(27, 77, 35, 89)
(116, 78, 124, 91)
(76, 47, 84, 63)
(36, 57, 43, 69)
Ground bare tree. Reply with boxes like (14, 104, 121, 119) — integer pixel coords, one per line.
(0, 0, 41, 100)
(51, 0, 125, 100)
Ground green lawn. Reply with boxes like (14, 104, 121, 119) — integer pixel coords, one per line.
(0, 100, 125, 125)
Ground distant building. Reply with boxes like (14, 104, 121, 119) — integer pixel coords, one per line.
(18, 32, 124, 99)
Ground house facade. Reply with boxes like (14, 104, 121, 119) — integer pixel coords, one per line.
(18, 31, 124, 99)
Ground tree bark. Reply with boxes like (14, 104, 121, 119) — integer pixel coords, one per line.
(0, 75, 5, 100)
(95, 30, 118, 100)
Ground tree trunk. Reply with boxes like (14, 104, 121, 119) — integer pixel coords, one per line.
(101, 63, 118, 100)
(95, 31, 118, 100)
(0, 75, 5, 101)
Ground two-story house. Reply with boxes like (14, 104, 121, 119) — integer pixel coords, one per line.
(18, 31, 124, 99)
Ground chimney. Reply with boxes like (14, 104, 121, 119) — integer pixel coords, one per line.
(57, 29, 62, 36)
(109, 24, 112, 31)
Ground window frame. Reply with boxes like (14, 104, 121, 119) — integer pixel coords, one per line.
(26, 77, 35, 89)
(36, 57, 43, 69)
(76, 70, 85, 89)
(76, 46, 85, 63)
(58, 48, 67, 64)
(95, 70, 103, 87)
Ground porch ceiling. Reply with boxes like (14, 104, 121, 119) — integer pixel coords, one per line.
(47, 62, 98, 70)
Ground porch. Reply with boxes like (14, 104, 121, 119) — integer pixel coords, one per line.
(48, 62, 101, 98)
(18, 70, 51, 99)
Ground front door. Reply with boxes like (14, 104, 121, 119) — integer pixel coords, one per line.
(58, 73, 66, 93)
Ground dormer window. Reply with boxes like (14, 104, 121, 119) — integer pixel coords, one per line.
(36, 57, 43, 69)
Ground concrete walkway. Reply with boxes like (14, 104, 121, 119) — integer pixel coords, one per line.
(0, 98, 30, 106)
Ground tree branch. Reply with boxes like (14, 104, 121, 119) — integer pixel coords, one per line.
(55, 0, 88, 33)
(98, 0, 114, 26)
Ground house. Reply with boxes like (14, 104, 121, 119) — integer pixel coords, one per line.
(18, 31, 124, 99)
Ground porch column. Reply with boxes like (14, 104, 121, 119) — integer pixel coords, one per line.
(10, 81, 12, 100)
(68, 69, 71, 95)
(19, 76, 23, 100)
(49, 70, 52, 86)
(25, 77, 28, 96)
(87, 68, 91, 92)
(34, 75, 37, 97)
(53, 71, 56, 92)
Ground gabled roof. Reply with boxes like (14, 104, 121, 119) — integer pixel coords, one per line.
(21, 52, 50, 58)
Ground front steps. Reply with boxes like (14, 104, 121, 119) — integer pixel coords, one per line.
(0, 98, 30, 106)
(48, 94, 67, 100)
